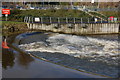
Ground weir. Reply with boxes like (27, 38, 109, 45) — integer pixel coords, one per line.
(26, 23, 119, 35)
(25, 16, 120, 35)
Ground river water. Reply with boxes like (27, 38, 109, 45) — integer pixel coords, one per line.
(18, 32, 119, 78)
(3, 32, 109, 78)
(1, 30, 119, 78)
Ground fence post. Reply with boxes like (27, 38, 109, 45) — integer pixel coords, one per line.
(26, 16, 28, 23)
(50, 17, 52, 23)
(74, 17, 76, 24)
(66, 17, 68, 23)
(28, 17, 31, 23)
(101, 18, 102, 23)
(41, 17, 43, 24)
(24, 16, 26, 23)
(58, 17, 60, 24)
(32, 17, 34, 23)
(81, 18, 83, 23)
(88, 18, 89, 23)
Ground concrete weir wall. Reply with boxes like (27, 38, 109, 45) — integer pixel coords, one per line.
(27, 23, 120, 35)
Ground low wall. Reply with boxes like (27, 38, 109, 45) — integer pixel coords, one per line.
(27, 23, 120, 35)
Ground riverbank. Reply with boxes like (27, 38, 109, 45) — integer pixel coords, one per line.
(2, 21, 27, 30)
(18, 32, 119, 78)
(2, 21, 28, 36)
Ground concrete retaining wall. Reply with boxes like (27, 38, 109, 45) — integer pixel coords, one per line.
(27, 23, 120, 35)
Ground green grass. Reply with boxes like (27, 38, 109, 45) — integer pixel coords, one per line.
(98, 11, 119, 17)
(2, 9, 92, 22)
(1, 21, 26, 28)
(1, 21, 25, 24)
(2, 21, 27, 30)
(1, 10, 119, 22)
(89, 12, 107, 19)
(2, 21, 27, 36)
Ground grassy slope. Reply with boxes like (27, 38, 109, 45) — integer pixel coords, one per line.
(2, 9, 92, 22)
(98, 11, 119, 17)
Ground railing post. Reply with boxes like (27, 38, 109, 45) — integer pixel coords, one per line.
(74, 17, 76, 24)
(26, 16, 28, 23)
(24, 16, 26, 23)
(88, 18, 89, 23)
(66, 17, 68, 24)
(50, 17, 52, 24)
(101, 18, 102, 23)
(28, 17, 31, 23)
(81, 18, 83, 23)
(32, 17, 34, 23)
(41, 17, 43, 24)
(58, 17, 60, 24)
(108, 18, 109, 23)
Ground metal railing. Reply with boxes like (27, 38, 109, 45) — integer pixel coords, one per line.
(24, 16, 119, 24)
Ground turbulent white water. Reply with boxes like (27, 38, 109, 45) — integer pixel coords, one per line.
(19, 33, 119, 59)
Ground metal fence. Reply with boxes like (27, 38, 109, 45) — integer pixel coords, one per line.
(24, 16, 119, 24)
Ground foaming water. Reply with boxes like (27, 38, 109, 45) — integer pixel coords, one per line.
(19, 34, 119, 56)
(19, 33, 119, 66)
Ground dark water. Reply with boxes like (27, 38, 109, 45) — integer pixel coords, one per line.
(2, 46, 103, 78)
(2, 48, 35, 78)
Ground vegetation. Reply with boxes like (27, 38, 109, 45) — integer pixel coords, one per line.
(2, 9, 92, 22)
(89, 12, 107, 19)
(2, 9, 119, 22)
(2, 21, 27, 30)
(2, 21, 25, 24)
(98, 11, 119, 17)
